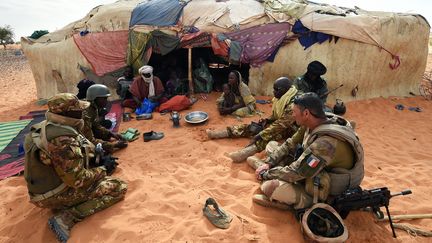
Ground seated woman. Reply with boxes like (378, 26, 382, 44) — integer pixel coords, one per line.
(124, 65, 167, 110)
(217, 71, 255, 117)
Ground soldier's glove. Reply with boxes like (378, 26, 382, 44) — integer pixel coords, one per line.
(101, 155, 119, 175)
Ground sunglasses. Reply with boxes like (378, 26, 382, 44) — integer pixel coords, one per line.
(142, 73, 152, 78)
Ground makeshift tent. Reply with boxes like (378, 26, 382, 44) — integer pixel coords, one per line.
(21, 0, 430, 101)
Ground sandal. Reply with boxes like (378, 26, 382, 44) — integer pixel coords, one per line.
(202, 198, 232, 229)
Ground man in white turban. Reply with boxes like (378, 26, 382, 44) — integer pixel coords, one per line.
(128, 65, 166, 109)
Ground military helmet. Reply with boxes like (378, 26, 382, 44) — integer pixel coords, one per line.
(48, 93, 90, 114)
(333, 99, 346, 115)
(301, 203, 348, 242)
(86, 84, 111, 101)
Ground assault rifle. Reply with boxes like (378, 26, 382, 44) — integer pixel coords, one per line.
(331, 187, 412, 238)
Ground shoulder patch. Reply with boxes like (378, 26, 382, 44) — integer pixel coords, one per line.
(307, 154, 320, 168)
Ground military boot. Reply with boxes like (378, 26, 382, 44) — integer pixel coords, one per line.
(48, 211, 78, 243)
(226, 144, 257, 163)
(246, 155, 265, 170)
(252, 194, 291, 210)
(206, 129, 229, 139)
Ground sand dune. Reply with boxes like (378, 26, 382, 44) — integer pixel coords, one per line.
(0, 53, 431, 242)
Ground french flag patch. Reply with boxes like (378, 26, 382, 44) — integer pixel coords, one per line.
(307, 155, 320, 168)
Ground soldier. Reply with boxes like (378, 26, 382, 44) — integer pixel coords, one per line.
(251, 93, 364, 210)
(82, 84, 127, 153)
(294, 61, 329, 103)
(207, 77, 299, 162)
(23, 93, 127, 242)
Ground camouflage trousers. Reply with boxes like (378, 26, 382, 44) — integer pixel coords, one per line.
(227, 124, 290, 151)
(260, 179, 312, 209)
(31, 177, 127, 220)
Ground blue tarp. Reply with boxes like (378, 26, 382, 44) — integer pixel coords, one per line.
(130, 0, 186, 27)
(292, 20, 332, 50)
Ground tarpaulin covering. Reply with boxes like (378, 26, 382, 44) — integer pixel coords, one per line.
(211, 33, 229, 57)
(292, 20, 331, 50)
(130, 0, 186, 27)
(73, 30, 129, 76)
(148, 30, 180, 55)
(127, 30, 152, 73)
(178, 31, 211, 49)
(300, 12, 382, 48)
(226, 23, 290, 67)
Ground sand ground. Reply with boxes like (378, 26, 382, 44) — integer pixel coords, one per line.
(0, 47, 431, 242)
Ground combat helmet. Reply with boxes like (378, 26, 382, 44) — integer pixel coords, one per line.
(301, 203, 348, 242)
(86, 84, 111, 101)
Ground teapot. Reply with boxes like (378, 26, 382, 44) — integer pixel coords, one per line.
(170, 111, 181, 127)
(333, 99, 346, 115)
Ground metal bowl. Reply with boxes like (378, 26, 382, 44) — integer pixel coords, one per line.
(184, 111, 209, 124)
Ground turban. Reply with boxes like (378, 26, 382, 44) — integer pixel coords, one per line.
(139, 65, 153, 75)
(307, 61, 327, 76)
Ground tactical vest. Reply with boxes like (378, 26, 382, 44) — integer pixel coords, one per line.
(24, 121, 92, 196)
(304, 115, 364, 196)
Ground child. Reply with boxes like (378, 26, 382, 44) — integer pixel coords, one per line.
(218, 83, 237, 115)
(222, 83, 236, 108)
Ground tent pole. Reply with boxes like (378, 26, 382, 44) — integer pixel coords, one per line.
(188, 48, 194, 95)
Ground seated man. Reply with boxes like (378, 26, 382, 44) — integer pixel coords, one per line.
(207, 77, 299, 162)
(23, 93, 127, 242)
(252, 93, 364, 210)
(116, 66, 134, 102)
(82, 84, 127, 153)
(76, 78, 95, 100)
(294, 61, 328, 104)
(126, 65, 167, 110)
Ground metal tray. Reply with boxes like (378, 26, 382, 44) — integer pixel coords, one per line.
(184, 111, 209, 124)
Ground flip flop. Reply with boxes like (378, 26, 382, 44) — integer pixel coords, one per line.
(395, 104, 404, 110)
(202, 198, 232, 229)
(408, 106, 422, 112)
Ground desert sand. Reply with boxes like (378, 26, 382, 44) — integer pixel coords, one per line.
(0, 47, 431, 242)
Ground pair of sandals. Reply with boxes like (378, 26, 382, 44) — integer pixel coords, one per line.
(121, 128, 140, 142)
(395, 104, 422, 112)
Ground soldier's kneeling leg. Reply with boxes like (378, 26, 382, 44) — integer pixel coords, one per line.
(261, 180, 312, 209)
(70, 177, 128, 219)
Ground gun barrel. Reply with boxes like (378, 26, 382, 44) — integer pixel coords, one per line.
(320, 84, 344, 98)
(391, 189, 412, 197)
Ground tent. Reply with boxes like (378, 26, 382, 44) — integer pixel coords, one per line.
(21, 0, 430, 101)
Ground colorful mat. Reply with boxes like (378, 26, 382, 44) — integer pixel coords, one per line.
(106, 100, 123, 133)
(0, 157, 24, 180)
(0, 119, 32, 153)
(0, 111, 46, 180)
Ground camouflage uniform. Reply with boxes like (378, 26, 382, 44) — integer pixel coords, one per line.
(24, 93, 127, 233)
(82, 102, 115, 152)
(227, 103, 296, 151)
(294, 75, 328, 103)
(260, 119, 358, 209)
